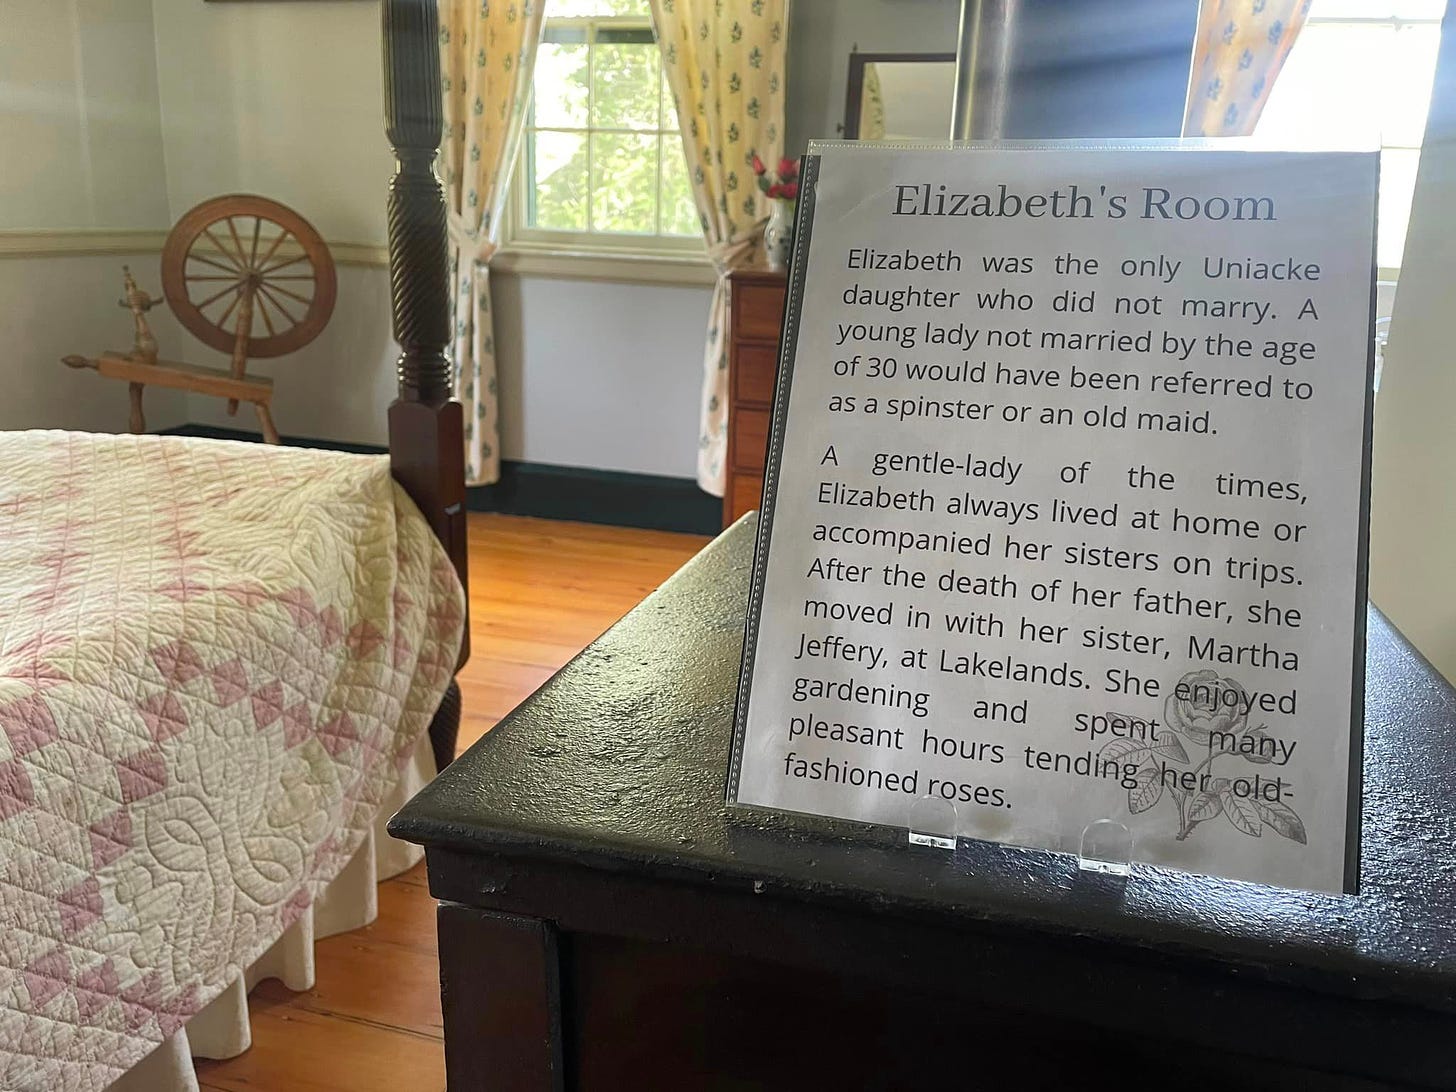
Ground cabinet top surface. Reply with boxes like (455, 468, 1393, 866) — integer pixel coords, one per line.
(729, 268, 789, 285)
(391, 516, 1456, 1010)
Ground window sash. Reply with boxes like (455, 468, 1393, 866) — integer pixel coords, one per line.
(513, 12, 699, 251)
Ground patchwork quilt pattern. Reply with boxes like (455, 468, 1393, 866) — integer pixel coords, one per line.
(0, 432, 464, 1090)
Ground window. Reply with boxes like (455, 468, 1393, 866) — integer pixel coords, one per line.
(1253, 0, 1446, 272)
(508, 0, 701, 257)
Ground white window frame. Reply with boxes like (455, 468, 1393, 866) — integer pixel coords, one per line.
(498, 10, 710, 284)
(1261, 6, 1444, 281)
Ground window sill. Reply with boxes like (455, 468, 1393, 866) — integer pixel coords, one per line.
(493, 243, 717, 287)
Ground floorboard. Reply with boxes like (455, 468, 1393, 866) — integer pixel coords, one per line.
(193, 513, 709, 1090)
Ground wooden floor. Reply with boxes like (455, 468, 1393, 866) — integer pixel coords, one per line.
(194, 513, 710, 1091)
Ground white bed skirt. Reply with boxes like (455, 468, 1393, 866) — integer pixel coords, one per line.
(106, 736, 436, 1092)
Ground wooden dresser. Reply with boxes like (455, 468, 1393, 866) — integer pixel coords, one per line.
(724, 268, 787, 527)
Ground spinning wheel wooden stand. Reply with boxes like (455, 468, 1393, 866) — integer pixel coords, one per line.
(63, 195, 337, 443)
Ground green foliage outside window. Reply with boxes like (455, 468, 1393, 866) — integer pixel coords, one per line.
(526, 0, 699, 241)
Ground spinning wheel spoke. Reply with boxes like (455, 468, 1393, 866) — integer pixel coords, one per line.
(248, 217, 263, 268)
(192, 280, 245, 311)
(214, 289, 245, 330)
(254, 229, 290, 270)
(258, 253, 310, 276)
(224, 218, 249, 268)
(263, 281, 313, 306)
(264, 274, 318, 281)
(183, 275, 245, 282)
(257, 283, 300, 327)
(202, 228, 244, 271)
(186, 252, 243, 276)
(255, 292, 278, 337)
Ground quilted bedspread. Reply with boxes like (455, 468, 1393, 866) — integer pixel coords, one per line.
(0, 432, 464, 1091)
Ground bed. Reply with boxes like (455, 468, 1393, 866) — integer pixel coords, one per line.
(0, 5, 468, 1089)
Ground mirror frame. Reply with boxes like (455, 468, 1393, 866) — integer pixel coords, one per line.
(842, 51, 958, 140)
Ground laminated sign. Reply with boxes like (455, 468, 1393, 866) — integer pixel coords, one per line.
(727, 142, 1378, 894)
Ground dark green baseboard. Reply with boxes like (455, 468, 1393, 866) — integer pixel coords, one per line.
(469, 461, 720, 535)
(160, 424, 720, 536)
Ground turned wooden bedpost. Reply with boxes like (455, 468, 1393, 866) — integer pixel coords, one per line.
(383, 0, 469, 771)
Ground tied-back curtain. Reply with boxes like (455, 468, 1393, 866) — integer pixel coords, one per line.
(651, 0, 789, 496)
(439, 0, 545, 486)
(1183, 0, 1311, 137)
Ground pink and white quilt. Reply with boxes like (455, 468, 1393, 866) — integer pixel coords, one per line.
(0, 431, 464, 1091)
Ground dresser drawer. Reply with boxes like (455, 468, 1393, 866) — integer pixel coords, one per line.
(733, 343, 778, 407)
(733, 406, 770, 473)
(732, 280, 787, 341)
(730, 473, 764, 521)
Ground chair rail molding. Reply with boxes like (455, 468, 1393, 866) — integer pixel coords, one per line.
(0, 230, 389, 267)
(0, 231, 169, 259)
(0, 231, 717, 285)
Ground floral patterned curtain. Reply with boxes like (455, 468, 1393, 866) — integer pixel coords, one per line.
(650, 0, 789, 496)
(1183, 0, 1311, 137)
(439, 0, 545, 486)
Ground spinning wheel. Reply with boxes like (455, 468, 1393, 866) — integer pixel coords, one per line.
(161, 194, 337, 361)
(63, 195, 336, 443)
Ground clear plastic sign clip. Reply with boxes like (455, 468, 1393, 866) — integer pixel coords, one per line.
(906, 795, 958, 851)
(1078, 819, 1134, 877)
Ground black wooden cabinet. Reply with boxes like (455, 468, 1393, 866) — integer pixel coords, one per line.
(392, 517, 1456, 1091)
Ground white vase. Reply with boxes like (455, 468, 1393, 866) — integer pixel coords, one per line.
(764, 200, 795, 271)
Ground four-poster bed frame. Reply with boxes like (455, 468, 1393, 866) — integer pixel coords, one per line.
(382, 0, 468, 773)
(0, 12, 471, 1090)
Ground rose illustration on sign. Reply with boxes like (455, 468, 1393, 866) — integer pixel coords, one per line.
(1097, 669, 1308, 844)
(1164, 669, 1247, 744)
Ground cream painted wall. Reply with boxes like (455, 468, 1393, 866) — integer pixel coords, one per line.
(12, 0, 994, 477)
(0, 0, 171, 230)
(493, 275, 712, 476)
(0, 252, 187, 433)
(148, 0, 707, 478)
(149, 0, 392, 244)
(8, 0, 952, 477)
(1369, 12, 1456, 683)
(180, 266, 714, 478)
(1, 0, 184, 433)
(133, 0, 400, 447)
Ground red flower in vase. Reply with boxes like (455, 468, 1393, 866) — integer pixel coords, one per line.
(751, 150, 800, 204)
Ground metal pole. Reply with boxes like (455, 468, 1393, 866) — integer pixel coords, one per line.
(950, 0, 979, 140)
(951, 0, 1017, 141)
